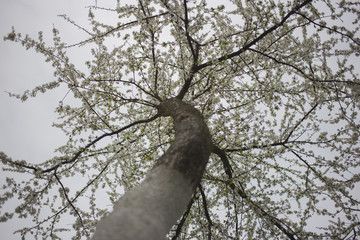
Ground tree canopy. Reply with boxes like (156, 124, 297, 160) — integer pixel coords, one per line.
(1, 0, 360, 239)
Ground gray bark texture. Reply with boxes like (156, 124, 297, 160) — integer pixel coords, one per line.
(92, 98, 212, 240)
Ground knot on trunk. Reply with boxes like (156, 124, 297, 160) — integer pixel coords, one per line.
(156, 98, 203, 119)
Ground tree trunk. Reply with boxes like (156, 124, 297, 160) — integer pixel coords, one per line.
(92, 98, 212, 240)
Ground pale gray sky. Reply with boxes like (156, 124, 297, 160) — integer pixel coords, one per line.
(0, 0, 94, 161)
(0, 1, 98, 238)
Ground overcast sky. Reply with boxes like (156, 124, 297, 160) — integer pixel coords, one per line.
(0, 0, 102, 238)
(1, 1, 359, 239)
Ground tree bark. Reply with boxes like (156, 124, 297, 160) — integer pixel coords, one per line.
(92, 98, 212, 240)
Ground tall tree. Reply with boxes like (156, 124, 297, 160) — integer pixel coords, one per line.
(1, 0, 360, 239)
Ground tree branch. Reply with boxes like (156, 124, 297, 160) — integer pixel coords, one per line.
(199, 183, 213, 240)
(138, 0, 162, 99)
(195, 0, 313, 71)
(248, 47, 307, 76)
(26, 158, 112, 232)
(43, 114, 160, 173)
(176, 64, 198, 100)
(65, 12, 169, 48)
(296, 12, 360, 46)
(225, 103, 319, 153)
(212, 145, 298, 240)
(54, 167, 87, 232)
(159, 0, 200, 100)
(183, 0, 196, 59)
(171, 195, 195, 240)
(1, 114, 159, 175)
(283, 103, 318, 143)
(289, 148, 360, 205)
